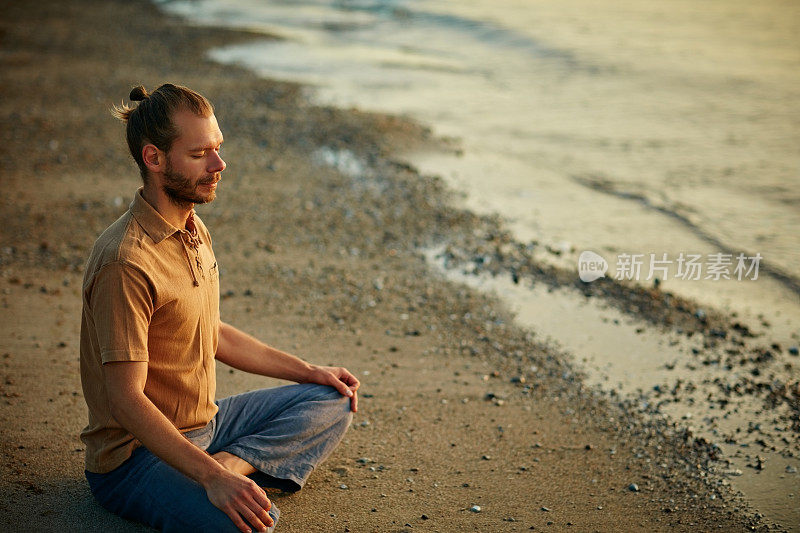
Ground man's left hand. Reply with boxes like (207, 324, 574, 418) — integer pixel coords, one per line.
(303, 365, 360, 412)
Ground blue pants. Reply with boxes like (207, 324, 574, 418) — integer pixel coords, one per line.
(85, 383, 353, 532)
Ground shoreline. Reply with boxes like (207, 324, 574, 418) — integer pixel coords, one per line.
(0, 0, 790, 531)
(176, 0, 800, 336)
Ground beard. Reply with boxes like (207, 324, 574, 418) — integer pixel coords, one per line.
(162, 159, 218, 207)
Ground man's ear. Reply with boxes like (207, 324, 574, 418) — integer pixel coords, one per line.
(142, 144, 163, 174)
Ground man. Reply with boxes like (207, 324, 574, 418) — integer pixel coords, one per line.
(80, 83, 359, 533)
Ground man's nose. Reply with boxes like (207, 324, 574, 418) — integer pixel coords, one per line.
(208, 151, 226, 173)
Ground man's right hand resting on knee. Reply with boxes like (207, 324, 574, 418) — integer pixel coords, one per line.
(105, 361, 274, 533)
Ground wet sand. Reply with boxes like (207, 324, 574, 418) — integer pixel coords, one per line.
(0, 0, 787, 531)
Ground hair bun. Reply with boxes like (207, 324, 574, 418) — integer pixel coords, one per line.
(129, 85, 149, 101)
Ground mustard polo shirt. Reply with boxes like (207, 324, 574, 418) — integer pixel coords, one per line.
(79, 188, 221, 474)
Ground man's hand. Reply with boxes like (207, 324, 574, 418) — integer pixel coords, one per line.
(303, 365, 360, 412)
(103, 361, 273, 532)
(215, 323, 361, 412)
(203, 468, 274, 533)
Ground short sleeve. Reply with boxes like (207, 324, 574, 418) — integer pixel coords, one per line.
(88, 261, 153, 364)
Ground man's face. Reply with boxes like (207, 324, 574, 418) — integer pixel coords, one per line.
(161, 110, 225, 206)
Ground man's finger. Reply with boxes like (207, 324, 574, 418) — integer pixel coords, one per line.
(351, 389, 358, 412)
(258, 508, 273, 529)
(249, 493, 273, 527)
(240, 506, 267, 532)
(222, 506, 251, 533)
(329, 373, 354, 398)
(253, 490, 272, 512)
(342, 369, 360, 389)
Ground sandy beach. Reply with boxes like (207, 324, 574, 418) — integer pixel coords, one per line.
(0, 0, 791, 531)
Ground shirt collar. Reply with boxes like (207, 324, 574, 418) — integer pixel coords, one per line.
(129, 187, 187, 244)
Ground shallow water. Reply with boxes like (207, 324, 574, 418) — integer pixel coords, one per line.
(155, 0, 800, 527)
(159, 0, 800, 338)
(422, 245, 799, 529)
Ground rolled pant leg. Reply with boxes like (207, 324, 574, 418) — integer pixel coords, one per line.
(86, 445, 280, 533)
(207, 383, 354, 491)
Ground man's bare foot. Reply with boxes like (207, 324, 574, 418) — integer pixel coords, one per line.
(212, 451, 257, 476)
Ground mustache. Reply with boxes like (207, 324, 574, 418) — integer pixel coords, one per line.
(199, 175, 220, 186)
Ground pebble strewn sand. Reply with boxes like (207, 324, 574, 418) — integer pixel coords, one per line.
(0, 0, 774, 531)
